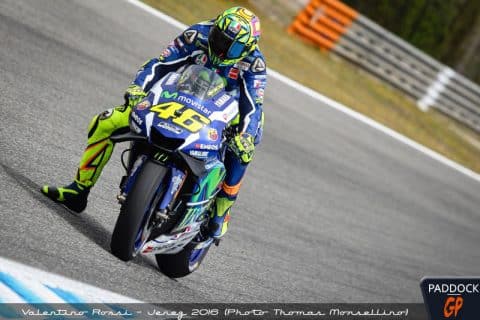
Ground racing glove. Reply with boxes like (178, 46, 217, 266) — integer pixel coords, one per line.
(228, 132, 255, 164)
(124, 84, 147, 108)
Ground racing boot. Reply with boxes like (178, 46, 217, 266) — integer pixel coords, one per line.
(41, 180, 90, 213)
(208, 196, 235, 239)
(41, 105, 130, 213)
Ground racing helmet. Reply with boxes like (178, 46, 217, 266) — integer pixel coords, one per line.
(208, 7, 261, 66)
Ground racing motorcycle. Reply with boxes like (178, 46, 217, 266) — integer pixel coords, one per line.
(109, 65, 239, 278)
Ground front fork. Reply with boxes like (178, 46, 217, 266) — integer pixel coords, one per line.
(117, 142, 189, 228)
(117, 143, 225, 248)
(154, 167, 187, 221)
(117, 141, 149, 203)
(119, 141, 141, 184)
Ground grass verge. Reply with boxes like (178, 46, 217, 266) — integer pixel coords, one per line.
(144, 0, 480, 174)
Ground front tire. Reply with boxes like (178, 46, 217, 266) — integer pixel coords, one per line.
(111, 160, 167, 261)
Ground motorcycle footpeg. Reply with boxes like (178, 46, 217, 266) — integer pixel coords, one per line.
(155, 209, 169, 221)
(116, 193, 126, 204)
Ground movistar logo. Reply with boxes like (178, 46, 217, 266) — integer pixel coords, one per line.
(161, 91, 178, 99)
(177, 95, 212, 115)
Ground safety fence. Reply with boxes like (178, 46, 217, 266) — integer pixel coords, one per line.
(288, 0, 480, 132)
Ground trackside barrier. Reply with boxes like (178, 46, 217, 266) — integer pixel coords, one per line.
(288, 0, 480, 132)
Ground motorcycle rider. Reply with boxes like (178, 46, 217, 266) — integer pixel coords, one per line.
(41, 6, 267, 239)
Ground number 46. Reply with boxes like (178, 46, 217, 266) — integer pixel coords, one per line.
(150, 102, 210, 133)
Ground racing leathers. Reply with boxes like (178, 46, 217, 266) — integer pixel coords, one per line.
(41, 21, 267, 239)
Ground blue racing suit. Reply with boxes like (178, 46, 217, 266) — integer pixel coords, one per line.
(133, 20, 267, 203)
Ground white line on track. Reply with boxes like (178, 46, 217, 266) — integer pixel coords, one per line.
(0, 257, 140, 303)
(127, 0, 480, 183)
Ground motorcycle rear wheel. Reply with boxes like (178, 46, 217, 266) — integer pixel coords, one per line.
(156, 241, 212, 278)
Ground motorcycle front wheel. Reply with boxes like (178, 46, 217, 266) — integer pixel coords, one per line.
(111, 160, 168, 261)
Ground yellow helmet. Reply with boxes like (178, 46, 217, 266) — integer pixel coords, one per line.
(208, 7, 261, 66)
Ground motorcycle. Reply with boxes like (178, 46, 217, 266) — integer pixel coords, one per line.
(109, 64, 239, 278)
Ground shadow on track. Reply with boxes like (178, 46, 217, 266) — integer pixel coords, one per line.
(0, 163, 160, 273)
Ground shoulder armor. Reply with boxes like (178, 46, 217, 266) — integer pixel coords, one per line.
(182, 22, 211, 49)
(241, 48, 266, 74)
(182, 29, 198, 44)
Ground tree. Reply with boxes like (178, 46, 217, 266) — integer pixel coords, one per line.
(343, 0, 480, 84)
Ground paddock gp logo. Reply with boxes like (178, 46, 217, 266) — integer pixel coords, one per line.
(420, 277, 480, 320)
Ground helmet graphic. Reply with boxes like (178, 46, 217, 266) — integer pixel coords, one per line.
(208, 7, 261, 66)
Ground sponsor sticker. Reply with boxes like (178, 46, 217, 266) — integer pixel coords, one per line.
(228, 68, 239, 80)
(172, 226, 192, 240)
(183, 30, 197, 44)
(161, 91, 179, 100)
(170, 175, 184, 195)
(161, 48, 171, 58)
(194, 53, 208, 66)
(158, 122, 183, 134)
(177, 95, 212, 115)
(195, 143, 219, 150)
(165, 74, 180, 87)
(135, 100, 151, 110)
(253, 79, 263, 88)
(208, 129, 218, 141)
(130, 111, 143, 125)
(251, 57, 266, 73)
(189, 150, 209, 158)
(235, 61, 251, 71)
(255, 88, 265, 104)
(214, 94, 230, 107)
(252, 74, 267, 80)
(256, 88, 264, 97)
(228, 21, 242, 34)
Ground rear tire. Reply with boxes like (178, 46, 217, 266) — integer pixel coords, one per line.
(111, 160, 167, 261)
(156, 242, 211, 278)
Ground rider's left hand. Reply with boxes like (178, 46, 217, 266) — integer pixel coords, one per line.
(124, 84, 147, 108)
(229, 133, 255, 164)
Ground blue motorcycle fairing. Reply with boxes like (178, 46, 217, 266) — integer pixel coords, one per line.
(123, 65, 239, 255)
(132, 72, 238, 162)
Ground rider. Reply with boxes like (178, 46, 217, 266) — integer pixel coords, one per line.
(41, 7, 267, 239)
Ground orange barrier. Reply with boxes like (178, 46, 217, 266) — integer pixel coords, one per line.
(288, 0, 359, 51)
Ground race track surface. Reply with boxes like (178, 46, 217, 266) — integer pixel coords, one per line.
(1, 0, 479, 303)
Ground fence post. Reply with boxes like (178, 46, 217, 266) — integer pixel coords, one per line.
(417, 68, 455, 112)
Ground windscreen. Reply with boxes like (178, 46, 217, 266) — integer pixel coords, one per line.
(176, 65, 226, 100)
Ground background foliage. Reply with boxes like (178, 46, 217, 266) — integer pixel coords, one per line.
(343, 0, 480, 84)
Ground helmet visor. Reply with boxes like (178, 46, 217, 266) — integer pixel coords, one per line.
(209, 26, 235, 59)
(227, 41, 246, 59)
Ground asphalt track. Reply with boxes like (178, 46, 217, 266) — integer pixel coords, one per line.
(1, 0, 479, 303)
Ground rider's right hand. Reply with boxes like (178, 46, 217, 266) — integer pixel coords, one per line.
(124, 84, 147, 108)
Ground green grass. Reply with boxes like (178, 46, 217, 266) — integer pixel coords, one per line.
(144, 0, 480, 174)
